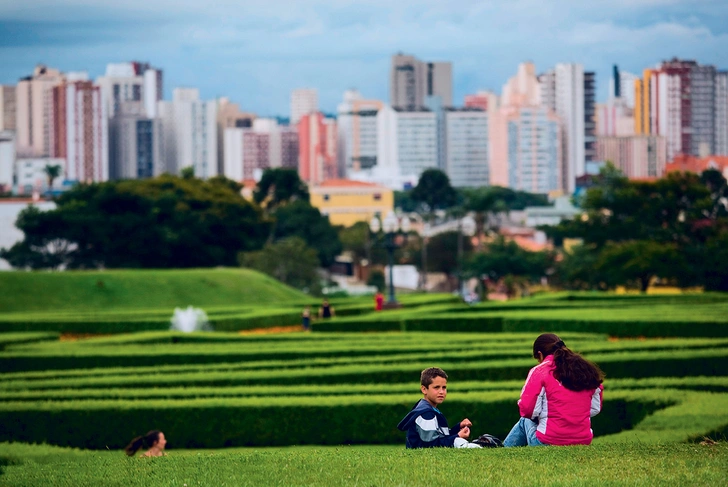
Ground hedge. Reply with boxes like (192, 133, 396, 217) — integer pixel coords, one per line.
(0, 392, 668, 449)
(2, 349, 726, 389)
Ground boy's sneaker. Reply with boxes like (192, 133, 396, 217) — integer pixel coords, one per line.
(472, 433, 504, 448)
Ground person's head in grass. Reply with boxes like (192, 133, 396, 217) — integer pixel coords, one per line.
(420, 367, 449, 408)
(125, 430, 167, 457)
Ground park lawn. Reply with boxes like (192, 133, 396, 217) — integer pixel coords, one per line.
(0, 268, 308, 313)
(0, 443, 726, 487)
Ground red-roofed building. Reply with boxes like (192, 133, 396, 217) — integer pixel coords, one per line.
(665, 154, 728, 178)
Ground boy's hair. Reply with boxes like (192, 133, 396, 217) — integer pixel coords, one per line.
(420, 367, 448, 388)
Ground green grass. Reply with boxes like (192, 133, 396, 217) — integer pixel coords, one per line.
(0, 443, 726, 487)
(0, 268, 308, 313)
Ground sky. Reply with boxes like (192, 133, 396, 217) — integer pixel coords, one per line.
(1, 0, 727, 117)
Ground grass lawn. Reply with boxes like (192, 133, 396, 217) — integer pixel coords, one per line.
(0, 268, 308, 313)
(0, 443, 726, 486)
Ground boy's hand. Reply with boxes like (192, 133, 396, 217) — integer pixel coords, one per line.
(459, 418, 472, 429)
(458, 426, 471, 439)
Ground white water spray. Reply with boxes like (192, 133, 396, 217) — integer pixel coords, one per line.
(170, 306, 211, 332)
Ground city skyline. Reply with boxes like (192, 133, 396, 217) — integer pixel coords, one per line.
(1, 1, 728, 116)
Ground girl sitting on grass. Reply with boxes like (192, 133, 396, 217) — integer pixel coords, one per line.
(124, 430, 167, 457)
(503, 333, 605, 447)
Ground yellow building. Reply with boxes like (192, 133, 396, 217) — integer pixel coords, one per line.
(634, 68, 653, 135)
(309, 179, 394, 227)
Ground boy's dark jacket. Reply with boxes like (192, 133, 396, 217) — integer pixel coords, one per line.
(397, 399, 462, 448)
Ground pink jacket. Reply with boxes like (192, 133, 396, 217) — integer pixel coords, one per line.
(518, 355, 603, 446)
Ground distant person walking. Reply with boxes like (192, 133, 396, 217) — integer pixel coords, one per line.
(301, 305, 311, 331)
(319, 299, 335, 319)
(374, 291, 384, 311)
(125, 430, 167, 457)
(503, 333, 604, 447)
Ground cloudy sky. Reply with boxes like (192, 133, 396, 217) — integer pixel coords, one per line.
(1, 0, 727, 116)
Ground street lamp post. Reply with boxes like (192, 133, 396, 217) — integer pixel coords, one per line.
(370, 212, 410, 307)
(457, 215, 477, 298)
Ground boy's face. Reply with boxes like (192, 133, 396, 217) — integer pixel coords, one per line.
(421, 376, 447, 407)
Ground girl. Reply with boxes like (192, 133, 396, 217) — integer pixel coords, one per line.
(124, 430, 167, 457)
(503, 333, 604, 447)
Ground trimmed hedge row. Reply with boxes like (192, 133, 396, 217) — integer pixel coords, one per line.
(0, 392, 667, 449)
(3, 349, 726, 390)
(3, 376, 727, 402)
(315, 314, 728, 337)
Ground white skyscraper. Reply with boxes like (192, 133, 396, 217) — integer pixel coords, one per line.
(540, 63, 590, 193)
(224, 118, 298, 181)
(445, 108, 489, 187)
(158, 88, 217, 178)
(97, 62, 162, 119)
(290, 88, 318, 125)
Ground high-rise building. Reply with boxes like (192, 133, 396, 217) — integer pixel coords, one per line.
(0, 131, 15, 191)
(596, 135, 667, 179)
(16, 65, 64, 157)
(290, 88, 318, 125)
(539, 63, 591, 193)
(50, 80, 108, 182)
(390, 53, 452, 109)
(217, 97, 255, 176)
(336, 90, 383, 177)
(97, 62, 162, 119)
(298, 112, 337, 184)
(0, 86, 16, 132)
(158, 88, 217, 178)
(109, 102, 163, 180)
(596, 98, 635, 137)
(608, 66, 639, 109)
(506, 107, 562, 193)
(444, 108, 489, 187)
(635, 59, 717, 158)
(491, 62, 562, 192)
(716, 71, 728, 156)
(464, 91, 492, 111)
(223, 119, 298, 181)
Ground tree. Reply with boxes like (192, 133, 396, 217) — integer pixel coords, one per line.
(1, 175, 268, 269)
(411, 169, 458, 214)
(463, 237, 553, 284)
(240, 237, 321, 294)
(552, 244, 607, 291)
(253, 168, 310, 211)
(595, 240, 684, 292)
(273, 200, 342, 268)
(43, 164, 62, 190)
(411, 169, 458, 289)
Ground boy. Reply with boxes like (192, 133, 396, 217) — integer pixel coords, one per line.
(397, 367, 482, 448)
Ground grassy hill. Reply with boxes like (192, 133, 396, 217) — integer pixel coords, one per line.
(0, 268, 308, 312)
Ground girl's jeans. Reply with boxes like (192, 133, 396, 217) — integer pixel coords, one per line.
(503, 417, 547, 447)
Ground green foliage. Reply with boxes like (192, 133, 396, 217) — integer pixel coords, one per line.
(0, 175, 269, 269)
(407, 231, 473, 275)
(338, 221, 370, 264)
(461, 186, 549, 212)
(464, 237, 553, 282)
(596, 240, 685, 292)
(42, 163, 62, 189)
(240, 237, 322, 295)
(253, 168, 310, 210)
(273, 201, 342, 267)
(411, 168, 458, 214)
(366, 269, 385, 291)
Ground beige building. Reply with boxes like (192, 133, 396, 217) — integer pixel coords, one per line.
(596, 135, 667, 179)
(0, 86, 16, 132)
(216, 97, 255, 175)
(16, 65, 64, 157)
(309, 179, 393, 227)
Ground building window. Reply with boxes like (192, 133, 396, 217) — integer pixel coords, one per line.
(323, 194, 330, 201)
(373, 193, 382, 201)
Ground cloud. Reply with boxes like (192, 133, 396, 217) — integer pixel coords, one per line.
(0, 0, 726, 114)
